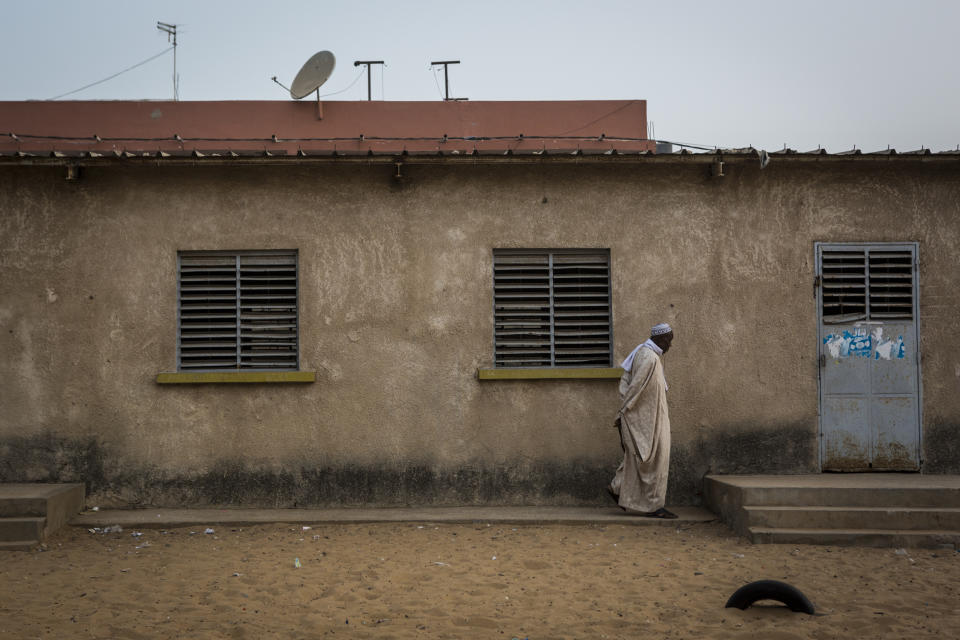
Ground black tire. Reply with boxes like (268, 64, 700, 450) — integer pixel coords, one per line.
(724, 580, 815, 614)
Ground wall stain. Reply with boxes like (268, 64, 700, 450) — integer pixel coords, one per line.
(923, 419, 960, 473)
(0, 425, 830, 508)
(872, 441, 916, 470)
(667, 423, 818, 505)
(0, 432, 106, 496)
(135, 460, 619, 508)
(0, 433, 615, 508)
(823, 433, 871, 471)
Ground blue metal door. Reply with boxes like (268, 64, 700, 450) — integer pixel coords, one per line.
(817, 243, 920, 471)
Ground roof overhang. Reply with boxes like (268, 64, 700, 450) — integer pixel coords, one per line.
(3, 147, 958, 168)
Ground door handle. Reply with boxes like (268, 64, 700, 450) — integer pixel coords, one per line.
(819, 353, 826, 368)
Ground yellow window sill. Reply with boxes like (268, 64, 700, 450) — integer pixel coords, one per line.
(476, 367, 623, 380)
(156, 371, 316, 384)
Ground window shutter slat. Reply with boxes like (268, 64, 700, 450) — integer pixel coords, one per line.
(867, 250, 914, 319)
(237, 255, 298, 370)
(820, 247, 914, 323)
(178, 250, 299, 371)
(820, 249, 867, 323)
(492, 253, 552, 366)
(494, 249, 612, 368)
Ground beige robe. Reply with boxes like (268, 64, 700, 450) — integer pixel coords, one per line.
(609, 346, 670, 512)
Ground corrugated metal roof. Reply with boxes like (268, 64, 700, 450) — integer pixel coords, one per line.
(4, 145, 958, 164)
(4, 146, 959, 166)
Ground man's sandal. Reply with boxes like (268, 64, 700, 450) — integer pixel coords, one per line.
(642, 508, 678, 519)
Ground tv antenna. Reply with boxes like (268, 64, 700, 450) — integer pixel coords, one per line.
(156, 22, 178, 100)
(289, 51, 336, 100)
(430, 60, 467, 101)
(353, 60, 384, 101)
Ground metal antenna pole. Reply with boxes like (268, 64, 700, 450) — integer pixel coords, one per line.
(157, 22, 178, 100)
(430, 60, 466, 101)
(353, 60, 384, 100)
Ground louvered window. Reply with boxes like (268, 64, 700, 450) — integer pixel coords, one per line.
(178, 251, 299, 370)
(493, 249, 612, 367)
(820, 247, 914, 323)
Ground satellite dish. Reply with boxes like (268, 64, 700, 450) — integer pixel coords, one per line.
(290, 51, 336, 99)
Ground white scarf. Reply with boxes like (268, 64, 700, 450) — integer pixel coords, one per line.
(620, 338, 662, 372)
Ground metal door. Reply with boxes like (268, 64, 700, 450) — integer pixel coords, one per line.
(817, 243, 921, 471)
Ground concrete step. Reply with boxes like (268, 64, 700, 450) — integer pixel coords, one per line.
(704, 475, 960, 547)
(0, 484, 84, 549)
(0, 517, 45, 542)
(749, 526, 960, 549)
(0, 483, 85, 519)
(744, 505, 960, 531)
(0, 496, 49, 518)
(736, 486, 960, 509)
(0, 540, 38, 552)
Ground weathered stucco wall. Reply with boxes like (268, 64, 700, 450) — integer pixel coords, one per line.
(1, 160, 958, 506)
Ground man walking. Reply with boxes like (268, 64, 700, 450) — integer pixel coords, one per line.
(608, 323, 676, 518)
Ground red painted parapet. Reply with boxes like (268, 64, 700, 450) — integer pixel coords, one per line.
(0, 99, 653, 156)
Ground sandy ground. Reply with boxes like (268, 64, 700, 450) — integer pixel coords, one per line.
(1, 520, 958, 639)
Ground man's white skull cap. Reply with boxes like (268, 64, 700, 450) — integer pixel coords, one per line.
(651, 323, 673, 336)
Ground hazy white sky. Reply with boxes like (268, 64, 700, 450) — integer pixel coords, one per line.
(4, 0, 958, 152)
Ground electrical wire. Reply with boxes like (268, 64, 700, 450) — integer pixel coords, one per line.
(658, 140, 719, 151)
(553, 101, 638, 136)
(4, 131, 720, 152)
(6, 132, 659, 143)
(430, 65, 445, 100)
(47, 47, 174, 100)
(317, 68, 366, 99)
(5, 128, 721, 152)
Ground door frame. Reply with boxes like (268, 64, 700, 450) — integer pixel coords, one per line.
(815, 241, 923, 471)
